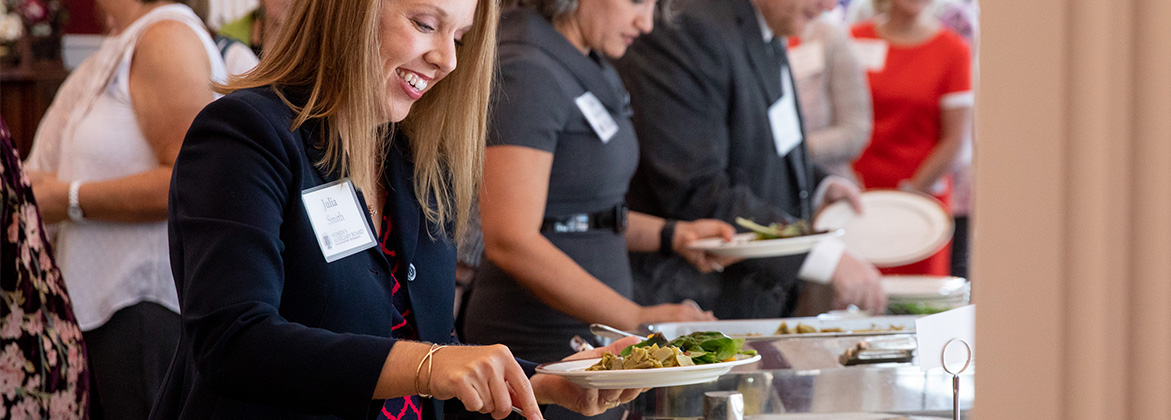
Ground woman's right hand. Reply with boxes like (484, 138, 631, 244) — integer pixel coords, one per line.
(427, 344, 544, 420)
(637, 302, 716, 326)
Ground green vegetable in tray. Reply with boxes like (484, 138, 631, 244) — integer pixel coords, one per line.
(735, 217, 812, 240)
(888, 302, 950, 315)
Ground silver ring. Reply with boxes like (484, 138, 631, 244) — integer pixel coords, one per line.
(711, 262, 724, 272)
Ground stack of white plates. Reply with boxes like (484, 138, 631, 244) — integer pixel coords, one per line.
(882, 275, 970, 315)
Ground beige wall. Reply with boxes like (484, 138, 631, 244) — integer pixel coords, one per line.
(974, 0, 1171, 418)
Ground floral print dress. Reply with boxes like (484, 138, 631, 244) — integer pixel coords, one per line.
(0, 118, 89, 419)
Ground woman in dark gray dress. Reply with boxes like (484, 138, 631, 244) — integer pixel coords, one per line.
(461, 0, 737, 385)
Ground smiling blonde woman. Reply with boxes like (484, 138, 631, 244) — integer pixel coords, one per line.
(151, 0, 643, 419)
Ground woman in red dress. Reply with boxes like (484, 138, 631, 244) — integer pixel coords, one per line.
(851, 0, 973, 276)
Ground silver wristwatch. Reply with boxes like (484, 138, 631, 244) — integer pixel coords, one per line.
(68, 181, 86, 222)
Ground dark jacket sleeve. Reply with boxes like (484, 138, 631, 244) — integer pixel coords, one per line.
(169, 94, 395, 413)
(616, 16, 797, 225)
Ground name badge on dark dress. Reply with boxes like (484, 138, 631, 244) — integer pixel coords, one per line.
(301, 180, 377, 262)
(575, 91, 618, 143)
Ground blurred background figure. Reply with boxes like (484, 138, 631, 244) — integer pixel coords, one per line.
(849, 0, 972, 276)
(615, 0, 887, 318)
(788, 0, 872, 184)
(23, 0, 226, 417)
(212, 30, 259, 77)
(214, 0, 289, 57)
(461, 4, 734, 414)
(1, 117, 90, 419)
(845, 0, 978, 280)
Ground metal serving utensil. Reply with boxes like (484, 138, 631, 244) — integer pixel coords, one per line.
(589, 323, 648, 342)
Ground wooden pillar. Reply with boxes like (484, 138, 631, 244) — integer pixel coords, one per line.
(974, 0, 1171, 417)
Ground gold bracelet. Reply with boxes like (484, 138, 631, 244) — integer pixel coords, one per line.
(414, 343, 445, 398)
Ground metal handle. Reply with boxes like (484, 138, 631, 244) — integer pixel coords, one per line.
(589, 323, 648, 341)
(952, 375, 961, 420)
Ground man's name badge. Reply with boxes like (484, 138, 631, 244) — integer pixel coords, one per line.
(301, 180, 377, 263)
(768, 66, 804, 157)
(575, 91, 619, 143)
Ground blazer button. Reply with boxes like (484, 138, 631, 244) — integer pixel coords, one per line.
(799, 190, 809, 200)
(407, 263, 417, 281)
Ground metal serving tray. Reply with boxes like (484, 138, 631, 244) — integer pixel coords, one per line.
(644, 315, 921, 341)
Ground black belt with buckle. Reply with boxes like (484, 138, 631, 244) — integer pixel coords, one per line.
(540, 204, 628, 234)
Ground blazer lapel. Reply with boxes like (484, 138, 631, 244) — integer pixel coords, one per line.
(731, 0, 783, 105)
(383, 133, 456, 344)
(381, 134, 421, 272)
(779, 63, 811, 220)
(299, 121, 338, 184)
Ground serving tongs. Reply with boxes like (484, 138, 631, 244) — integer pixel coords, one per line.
(572, 324, 667, 353)
(838, 335, 916, 366)
(589, 323, 649, 342)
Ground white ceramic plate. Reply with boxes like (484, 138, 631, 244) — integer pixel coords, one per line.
(882, 275, 969, 299)
(535, 355, 761, 389)
(687, 230, 844, 258)
(814, 190, 953, 267)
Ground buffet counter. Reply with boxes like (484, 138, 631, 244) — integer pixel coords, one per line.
(624, 335, 974, 419)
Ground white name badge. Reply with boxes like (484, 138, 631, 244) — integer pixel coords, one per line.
(574, 91, 619, 143)
(767, 66, 804, 157)
(851, 38, 889, 72)
(301, 180, 377, 263)
(787, 41, 825, 80)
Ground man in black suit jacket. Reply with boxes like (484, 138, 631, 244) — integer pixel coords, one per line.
(615, 0, 886, 319)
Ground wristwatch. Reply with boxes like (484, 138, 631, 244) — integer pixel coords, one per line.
(659, 219, 676, 257)
(68, 181, 85, 222)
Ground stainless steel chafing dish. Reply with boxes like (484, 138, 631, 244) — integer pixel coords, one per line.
(616, 317, 973, 419)
(643, 315, 920, 342)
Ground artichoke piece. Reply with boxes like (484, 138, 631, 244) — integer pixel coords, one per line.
(651, 345, 676, 363)
(776, 322, 792, 335)
(651, 345, 695, 367)
(585, 344, 696, 371)
(795, 323, 818, 334)
(587, 352, 623, 371)
(663, 348, 695, 367)
(623, 346, 664, 369)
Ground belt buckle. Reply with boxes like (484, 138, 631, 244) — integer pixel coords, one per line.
(555, 214, 590, 233)
(613, 204, 628, 233)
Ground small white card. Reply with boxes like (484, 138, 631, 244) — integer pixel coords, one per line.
(851, 38, 889, 72)
(767, 66, 803, 157)
(915, 304, 976, 371)
(301, 180, 377, 263)
(574, 91, 618, 143)
(787, 41, 825, 80)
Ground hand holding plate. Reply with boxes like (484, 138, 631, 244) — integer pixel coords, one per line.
(531, 337, 648, 415)
(673, 219, 742, 272)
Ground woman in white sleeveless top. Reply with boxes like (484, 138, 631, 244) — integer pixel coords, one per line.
(25, 0, 227, 417)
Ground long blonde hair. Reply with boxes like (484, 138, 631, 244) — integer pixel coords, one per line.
(219, 0, 498, 239)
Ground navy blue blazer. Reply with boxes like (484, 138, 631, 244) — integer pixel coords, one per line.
(152, 87, 460, 419)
